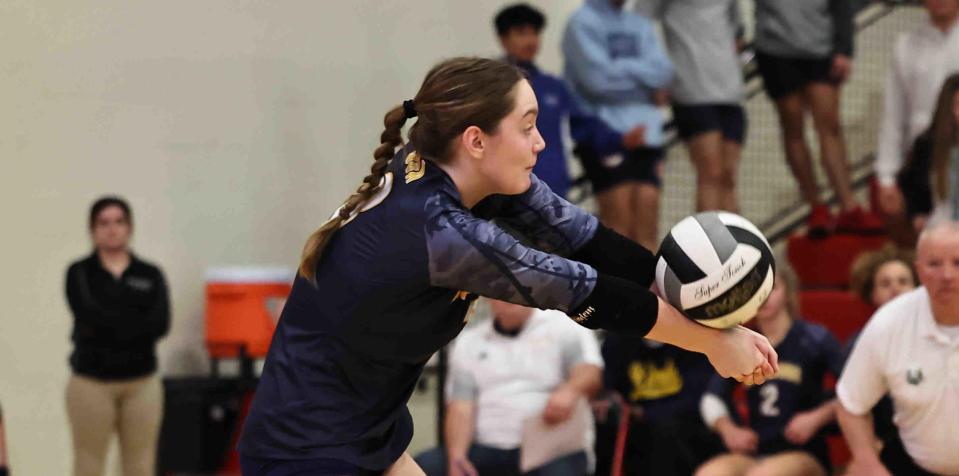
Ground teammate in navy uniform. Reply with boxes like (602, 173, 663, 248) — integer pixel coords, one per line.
(602, 335, 723, 475)
(697, 263, 844, 476)
(236, 57, 778, 476)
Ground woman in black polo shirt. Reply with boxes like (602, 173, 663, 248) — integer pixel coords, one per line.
(64, 196, 170, 476)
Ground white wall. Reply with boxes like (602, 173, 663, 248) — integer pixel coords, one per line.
(0, 1, 581, 473)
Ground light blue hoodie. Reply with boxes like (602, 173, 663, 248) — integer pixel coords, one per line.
(562, 0, 673, 147)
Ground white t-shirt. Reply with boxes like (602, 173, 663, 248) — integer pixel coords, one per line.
(446, 309, 603, 449)
(837, 287, 959, 475)
(875, 20, 959, 186)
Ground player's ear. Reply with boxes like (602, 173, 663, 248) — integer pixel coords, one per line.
(461, 125, 485, 159)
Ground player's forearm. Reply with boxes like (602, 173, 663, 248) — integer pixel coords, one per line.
(713, 416, 740, 435)
(444, 401, 475, 461)
(837, 404, 881, 462)
(808, 399, 838, 430)
(563, 364, 603, 399)
(645, 297, 721, 355)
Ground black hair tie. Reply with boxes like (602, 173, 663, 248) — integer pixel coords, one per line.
(403, 100, 417, 119)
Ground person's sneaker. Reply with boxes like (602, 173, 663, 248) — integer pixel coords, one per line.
(807, 204, 833, 239)
(835, 206, 885, 235)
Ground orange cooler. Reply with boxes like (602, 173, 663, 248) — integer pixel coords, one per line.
(205, 267, 293, 358)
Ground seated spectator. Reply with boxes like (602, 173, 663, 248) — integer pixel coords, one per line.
(896, 73, 959, 232)
(602, 334, 722, 476)
(875, 0, 959, 245)
(637, 0, 747, 213)
(492, 4, 645, 199)
(696, 262, 844, 476)
(754, 0, 881, 237)
(562, 0, 673, 250)
(845, 243, 919, 458)
(849, 243, 918, 313)
(837, 222, 959, 476)
(414, 299, 603, 476)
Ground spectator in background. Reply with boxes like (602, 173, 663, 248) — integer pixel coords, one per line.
(876, 0, 959, 243)
(493, 4, 646, 199)
(696, 262, 844, 476)
(65, 196, 170, 476)
(602, 335, 722, 476)
(837, 222, 959, 476)
(897, 73, 959, 232)
(849, 242, 918, 313)
(637, 0, 746, 213)
(754, 0, 881, 238)
(562, 0, 673, 250)
(414, 299, 603, 476)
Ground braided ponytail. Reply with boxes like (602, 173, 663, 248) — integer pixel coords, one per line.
(297, 57, 524, 283)
(298, 105, 407, 281)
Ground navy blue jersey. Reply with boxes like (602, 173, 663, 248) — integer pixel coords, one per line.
(514, 60, 623, 198)
(602, 334, 715, 425)
(237, 148, 600, 469)
(705, 320, 844, 454)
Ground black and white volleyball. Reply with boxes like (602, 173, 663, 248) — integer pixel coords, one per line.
(655, 211, 775, 329)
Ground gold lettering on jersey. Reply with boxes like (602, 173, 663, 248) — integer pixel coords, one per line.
(628, 359, 683, 401)
(770, 362, 802, 384)
(405, 153, 426, 183)
(450, 290, 469, 303)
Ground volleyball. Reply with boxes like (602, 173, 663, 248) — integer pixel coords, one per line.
(655, 211, 775, 329)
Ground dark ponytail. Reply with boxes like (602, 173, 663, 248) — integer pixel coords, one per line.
(298, 57, 525, 282)
(298, 106, 407, 280)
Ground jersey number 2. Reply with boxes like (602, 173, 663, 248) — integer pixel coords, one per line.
(759, 384, 780, 417)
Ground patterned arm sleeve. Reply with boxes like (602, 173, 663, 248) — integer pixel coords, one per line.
(427, 189, 597, 312)
(471, 174, 599, 256)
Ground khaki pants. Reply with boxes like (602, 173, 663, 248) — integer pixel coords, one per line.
(66, 373, 163, 476)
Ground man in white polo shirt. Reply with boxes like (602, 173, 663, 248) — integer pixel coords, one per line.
(837, 222, 959, 476)
(414, 298, 603, 476)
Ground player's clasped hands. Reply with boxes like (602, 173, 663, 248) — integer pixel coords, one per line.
(707, 325, 779, 385)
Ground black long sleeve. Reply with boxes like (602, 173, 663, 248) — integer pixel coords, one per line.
(64, 253, 170, 379)
(898, 134, 934, 218)
(570, 223, 658, 287)
(830, 0, 855, 57)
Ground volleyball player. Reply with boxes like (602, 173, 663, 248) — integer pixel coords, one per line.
(236, 57, 778, 476)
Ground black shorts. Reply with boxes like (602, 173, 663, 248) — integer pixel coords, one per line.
(672, 103, 746, 144)
(755, 51, 835, 100)
(623, 416, 725, 476)
(576, 145, 664, 193)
